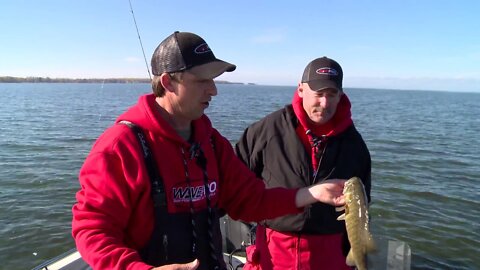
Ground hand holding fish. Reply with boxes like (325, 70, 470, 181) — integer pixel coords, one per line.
(295, 179, 346, 207)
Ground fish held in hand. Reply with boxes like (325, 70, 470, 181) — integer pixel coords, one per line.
(337, 177, 376, 270)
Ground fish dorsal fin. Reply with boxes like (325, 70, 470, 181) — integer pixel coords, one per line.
(356, 177, 369, 205)
(364, 233, 377, 252)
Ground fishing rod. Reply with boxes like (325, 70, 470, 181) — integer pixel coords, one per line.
(128, 0, 152, 81)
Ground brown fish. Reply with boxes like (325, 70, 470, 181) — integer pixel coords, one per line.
(337, 177, 376, 270)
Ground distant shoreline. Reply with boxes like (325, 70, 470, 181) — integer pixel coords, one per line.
(0, 76, 253, 85)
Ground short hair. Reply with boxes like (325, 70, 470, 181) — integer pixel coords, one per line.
(151, 72, 184, 97)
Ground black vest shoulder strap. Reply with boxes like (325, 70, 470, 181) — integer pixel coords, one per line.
(119, 120, 172, 263)
(119, 120, 166, 207)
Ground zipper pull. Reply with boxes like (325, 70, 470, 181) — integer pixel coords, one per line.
(163, 234, 168, 261)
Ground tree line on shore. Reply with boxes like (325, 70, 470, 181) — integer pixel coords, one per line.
(0, 76, 245, 84)
(0, 76, 150, 83)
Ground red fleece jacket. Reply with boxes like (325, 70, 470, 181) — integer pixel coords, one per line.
(72, 94, 301, 270)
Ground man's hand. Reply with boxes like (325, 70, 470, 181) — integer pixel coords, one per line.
(152, 259, 199, 270)
(295, 179, 346, 207)
(312, 179, 346, 206)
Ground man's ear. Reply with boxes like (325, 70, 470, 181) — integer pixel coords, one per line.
(160, 73, 175, 93)
(297, 82, 304, 98)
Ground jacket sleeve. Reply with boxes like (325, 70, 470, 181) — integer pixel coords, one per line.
(352, 127, 372, 203)
(234, 122, 264, 177)
(71, 132, 152, 270)
(214, 130, 302, 222)
(362, 144, 372, 203)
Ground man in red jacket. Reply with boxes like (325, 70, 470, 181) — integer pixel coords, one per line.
(72, 31, 347, 270)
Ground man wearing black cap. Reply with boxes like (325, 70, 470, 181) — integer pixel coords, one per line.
(236, 57, 371, 270)
(72, 33, 349, 270)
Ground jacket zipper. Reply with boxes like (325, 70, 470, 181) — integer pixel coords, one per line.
(312, 136, 328, 184)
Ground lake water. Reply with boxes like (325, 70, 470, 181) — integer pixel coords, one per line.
(0, 83, 479, 269)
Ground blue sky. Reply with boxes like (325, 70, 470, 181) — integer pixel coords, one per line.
(1, 0, 479, 92)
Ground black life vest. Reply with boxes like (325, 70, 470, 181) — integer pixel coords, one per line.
(120, 121, 226, 270)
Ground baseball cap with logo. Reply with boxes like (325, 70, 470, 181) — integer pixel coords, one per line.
(151, 31, 236, 79)
(301, 57, 343, 91)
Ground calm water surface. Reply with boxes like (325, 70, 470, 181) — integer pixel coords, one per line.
(0, 83, 479, 269)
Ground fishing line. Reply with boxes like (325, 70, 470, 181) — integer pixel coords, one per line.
(128, 0, 152, 81)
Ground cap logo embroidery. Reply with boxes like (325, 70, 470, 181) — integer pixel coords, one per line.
(316, 68, 338, 76)
(194, 43, 211, 54)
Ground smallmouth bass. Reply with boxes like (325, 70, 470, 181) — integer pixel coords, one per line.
(337, 177, 376, 270)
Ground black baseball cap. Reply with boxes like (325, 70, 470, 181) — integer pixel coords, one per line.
(151, 31, 236, 79)
(301, 57, 343, 91)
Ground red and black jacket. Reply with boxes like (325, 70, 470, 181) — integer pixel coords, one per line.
(235, 99, 371, 234)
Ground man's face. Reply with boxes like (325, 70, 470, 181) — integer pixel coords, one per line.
(298, 83, 342, 125)
(169, 71, 218, 121)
